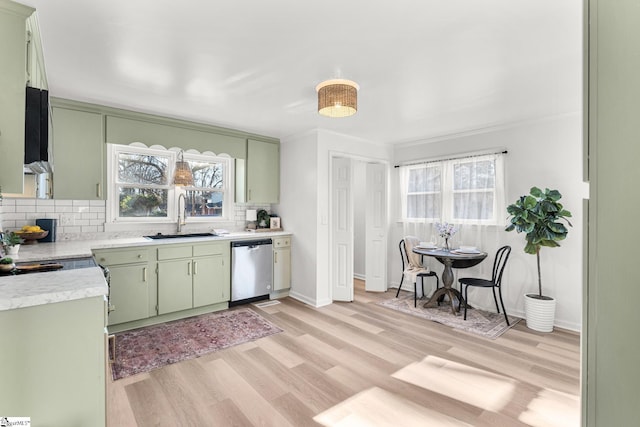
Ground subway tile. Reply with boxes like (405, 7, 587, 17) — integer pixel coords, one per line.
(81, 212, 98, 220)
(89, 206, 106, 213)
(15, 199, 36, 206)
(60, 226, 81, 233)
(89, 200, 105, 207)
(54, 200, 73, 206)
(1, 199, 16, 207)
(89, 219, 105, 226)
(75, 206, 90, 214)
(55, 206, 73, 213)
(75, 219, 90, 226)
(72, 200, 90, 207)
(3, 213, 26, 221)
(81, 225, 98, 233)
(36, 200, 55, 207)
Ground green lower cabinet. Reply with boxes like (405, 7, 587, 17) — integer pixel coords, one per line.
(193, 255, 230, 307)
(158, 258, 193, 314)
(158, 255, 230, 314)
(94, 248, 152, 326)
(108, 263, 151, 324)
(157, 242, 231, 315)
(0, 296, 106, 426)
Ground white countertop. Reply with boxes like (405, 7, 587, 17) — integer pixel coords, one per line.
(0, 230, 291, 311)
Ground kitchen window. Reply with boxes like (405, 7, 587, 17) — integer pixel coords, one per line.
(400, 152, 506, 225)
(107, 144, 233, 223)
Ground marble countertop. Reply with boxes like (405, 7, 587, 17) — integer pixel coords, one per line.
(0, 230, 291, 311)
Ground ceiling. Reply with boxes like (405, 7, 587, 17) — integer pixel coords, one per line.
(21, 0, 582, 145)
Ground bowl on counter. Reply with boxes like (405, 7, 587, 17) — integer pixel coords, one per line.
(14, 230, 49, 244)
(0, 262, 16, 273)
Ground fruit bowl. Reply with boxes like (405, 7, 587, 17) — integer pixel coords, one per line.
(14, 230, 49, 244)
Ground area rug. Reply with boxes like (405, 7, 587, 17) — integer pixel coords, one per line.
(110, 308, 282, 380)
(378, 294, 520, 339)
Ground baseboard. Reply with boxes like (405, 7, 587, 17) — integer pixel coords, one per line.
(354, 273, 365, 281)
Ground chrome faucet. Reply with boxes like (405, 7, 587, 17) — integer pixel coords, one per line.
(177, 193, 187, 233)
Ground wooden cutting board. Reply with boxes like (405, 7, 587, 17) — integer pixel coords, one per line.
(15, 263, 64, 273)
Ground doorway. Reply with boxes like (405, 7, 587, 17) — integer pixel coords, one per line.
(330, 155, 388, 302)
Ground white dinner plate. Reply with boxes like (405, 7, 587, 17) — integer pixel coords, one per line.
(453, 249, 481, 254)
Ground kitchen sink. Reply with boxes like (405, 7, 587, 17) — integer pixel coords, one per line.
(144, 232, 218, 240)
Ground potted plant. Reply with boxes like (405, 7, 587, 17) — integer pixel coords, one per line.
(1, 232, 24, 257)
(0, 256, 15, 273)
(505, 187, 572, 332)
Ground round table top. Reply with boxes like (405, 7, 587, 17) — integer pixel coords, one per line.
(412, 247, 487, 268)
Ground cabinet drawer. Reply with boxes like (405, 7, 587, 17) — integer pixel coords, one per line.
(95, 249, 148, 265)
(157, 245, 192, 260)
(273, 237, 291, 248)
(193, 242, 228, 257)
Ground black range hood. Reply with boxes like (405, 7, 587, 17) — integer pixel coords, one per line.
(25, 86, 49, 164)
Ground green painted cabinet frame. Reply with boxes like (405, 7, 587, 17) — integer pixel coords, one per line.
(52, 106, 105, 199)
(0, 295, 106, 426)
(0, 1, 34, 193)
(246, 139, 280, 203)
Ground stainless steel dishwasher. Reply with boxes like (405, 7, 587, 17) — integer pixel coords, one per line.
(230, 238, 273, 305)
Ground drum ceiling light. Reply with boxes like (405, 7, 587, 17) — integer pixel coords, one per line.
(316, 79, 359, 118)
(173, 150, 194, 186)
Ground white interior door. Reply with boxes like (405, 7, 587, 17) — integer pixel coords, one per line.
(331, 157, 354, 301)
(365, 163, 387, 292)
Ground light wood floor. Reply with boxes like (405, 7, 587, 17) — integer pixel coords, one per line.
(107, 279, 581, 426)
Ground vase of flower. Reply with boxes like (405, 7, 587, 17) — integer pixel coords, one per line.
(436, 222, 458, 251)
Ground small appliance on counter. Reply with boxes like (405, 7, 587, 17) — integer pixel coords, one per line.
(36, 218, 57, 242)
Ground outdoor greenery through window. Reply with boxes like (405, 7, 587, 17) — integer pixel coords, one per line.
(184, 157, 225, 218)
(400, 153, 505, 225)
(109, 144, 232, 222)
(118, 151, 170, 218)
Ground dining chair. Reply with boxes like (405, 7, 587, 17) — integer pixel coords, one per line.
(397, 237, 439, 307)
(458, 245, 512, 325)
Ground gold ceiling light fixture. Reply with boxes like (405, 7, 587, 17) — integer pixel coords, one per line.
(173, 150, 194, 186)
(316, 78, 359, 118)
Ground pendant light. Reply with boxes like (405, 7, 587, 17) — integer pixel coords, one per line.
(316, 79, 359, 118)
(173, 150, 194, 186)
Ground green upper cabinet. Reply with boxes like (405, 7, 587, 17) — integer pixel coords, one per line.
(246, 139, 280, 203)
(52, 105, 105, 199)
(0, 1, 34, 193)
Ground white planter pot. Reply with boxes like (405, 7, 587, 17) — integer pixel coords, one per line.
(524, 294, 556, 332)
(6, 245, 20, 256)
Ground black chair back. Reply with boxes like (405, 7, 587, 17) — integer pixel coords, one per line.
(492, 245, 511, 288)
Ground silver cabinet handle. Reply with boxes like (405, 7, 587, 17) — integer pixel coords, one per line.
(193, 261, 198, 275)
(187, 261, 191, 276)
(143, 267, 147, 282)
(96, 183, 102, 198)
(274, 252, 278, 263)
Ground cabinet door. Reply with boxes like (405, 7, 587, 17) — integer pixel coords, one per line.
(108, 263, 150, 325)
(246, 139, 279, 203)
(0, 4, 31, 193)
(193, 255, 230, 307)
(273, 247, 291, 291)
(158, 259, 193, 314)
(52, 106, 104, 199)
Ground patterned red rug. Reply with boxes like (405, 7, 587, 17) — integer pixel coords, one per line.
(110, 308, 282, 380)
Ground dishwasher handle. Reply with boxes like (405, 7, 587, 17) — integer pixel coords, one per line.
(231, 238, 272, 248)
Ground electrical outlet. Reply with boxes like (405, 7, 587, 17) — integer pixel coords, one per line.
(60, 214, 73, 226)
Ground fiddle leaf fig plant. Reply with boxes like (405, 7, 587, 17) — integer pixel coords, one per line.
(505, 187, 572, 299)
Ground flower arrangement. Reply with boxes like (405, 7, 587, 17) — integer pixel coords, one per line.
(435, 222, 458, 250)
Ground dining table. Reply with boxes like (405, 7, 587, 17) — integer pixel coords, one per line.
(412, 246, 488, 315)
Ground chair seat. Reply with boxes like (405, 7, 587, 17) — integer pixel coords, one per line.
(417, 271, 437, 277)
(459, 277, 495, 288)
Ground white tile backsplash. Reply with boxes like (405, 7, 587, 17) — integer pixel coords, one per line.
(1, 199, 276, 240)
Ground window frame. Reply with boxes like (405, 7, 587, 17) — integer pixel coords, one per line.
(107, 144, 234, 224)
(401, 153, 505, 226)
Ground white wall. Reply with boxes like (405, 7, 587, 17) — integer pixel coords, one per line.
(279, 129, 392, 306)
(276, 131, 319, 306)
(392, 114, 583, 331)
